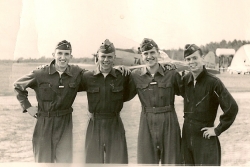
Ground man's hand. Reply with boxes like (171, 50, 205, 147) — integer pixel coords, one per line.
(36, 64, 48, 69)
(201, 127, 216, 139)
(114, 66, 131, 76)
(160, 63, 177, 71)
(26, 106, 38, 118)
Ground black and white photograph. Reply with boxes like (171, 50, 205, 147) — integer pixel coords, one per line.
(0, 0, 250, 166)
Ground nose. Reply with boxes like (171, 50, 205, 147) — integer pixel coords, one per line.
(104, 56, 108, 61)
(61, 54, 66, 59)
(147, 53, 153, 58)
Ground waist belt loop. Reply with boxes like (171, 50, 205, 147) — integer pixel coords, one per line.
(38, 107, 73, 117)
(90, 112, 120, 119)
(142, 105, 174, 114)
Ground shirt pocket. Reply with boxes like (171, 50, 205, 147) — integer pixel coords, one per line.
(87, 87, 100, 103)
(66, 82, 78, 98)
(111, 86, 124, 101)
(158, 83, 172, 104)
(39, 82, 55, 101)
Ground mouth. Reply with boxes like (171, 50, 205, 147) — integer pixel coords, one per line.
(59, 60, 67, 63)
(146, 58, 155, 61)
(102, 62, 110, 65)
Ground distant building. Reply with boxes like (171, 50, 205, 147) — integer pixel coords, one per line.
(204, 51, 216, 69)
(215, 48, 235, 70)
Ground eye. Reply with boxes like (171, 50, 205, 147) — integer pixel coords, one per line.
(186, 58, 190, 61)
(108, 56, 113, 59)
(143, 52, 148, 56)
(193, 57, 197, 60)
(65, 53, 70, 56)
(150, 51, 155, 54)
(57, 52, 62, 55)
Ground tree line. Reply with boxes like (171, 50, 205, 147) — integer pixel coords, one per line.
(1, 39, 249, 63)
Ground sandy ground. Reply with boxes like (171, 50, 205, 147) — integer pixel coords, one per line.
(0, 92, 250, 166)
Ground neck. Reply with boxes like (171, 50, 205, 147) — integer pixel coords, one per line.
(55, 64, 67, 72)
(191, 68, 203, 80)
(100, 67, 112, 73)
(147, 63, 159, 74)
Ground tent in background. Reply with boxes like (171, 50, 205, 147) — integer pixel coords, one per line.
(228, 44, 250, 74)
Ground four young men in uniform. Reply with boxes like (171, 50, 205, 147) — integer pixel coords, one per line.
(14, 39, 238, 165)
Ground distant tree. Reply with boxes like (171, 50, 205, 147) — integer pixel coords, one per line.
(220, 40, 227, 48)
(16, 57, 23, 63)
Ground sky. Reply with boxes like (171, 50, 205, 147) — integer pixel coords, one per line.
(0, 0, 250, 59)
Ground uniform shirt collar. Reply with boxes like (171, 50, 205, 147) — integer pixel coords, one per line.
(93, 66, 117, 78)
(140, 64, 164, 76)
(49, 59, 73, 77)
(187, 66, 207, 84)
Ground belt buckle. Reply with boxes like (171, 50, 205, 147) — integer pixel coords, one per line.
(152, 107, 156, 114)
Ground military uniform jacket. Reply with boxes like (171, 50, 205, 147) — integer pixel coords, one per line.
(14, 60, 85, 114)
(81, 67, 137, 114)
(183, 66, 238, 136)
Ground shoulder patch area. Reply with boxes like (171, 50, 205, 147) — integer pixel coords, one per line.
(206, 72, 220, 81)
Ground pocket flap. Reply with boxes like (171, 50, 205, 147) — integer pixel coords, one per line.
(87, 87, 100, 93)
(158, 83, 172, 88)
(136, 84, 148, 89)
(69, 82, 76, 88)
(112, 86, 123, 92)
(39, 82, 51, 88)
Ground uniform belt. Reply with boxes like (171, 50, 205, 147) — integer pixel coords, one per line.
(90, 112, 120, 119)
(142, 105, 174, 114)
(184, 117, 214, 127)
(38, 107, 73, 117)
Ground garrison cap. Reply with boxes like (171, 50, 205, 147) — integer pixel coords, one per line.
(56, 40, 72, 50)
(140, 38, 158, 52)
(184, 44, 202, 58)
(98, 39, 115, 53)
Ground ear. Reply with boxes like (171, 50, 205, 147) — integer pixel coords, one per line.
(52, 53, 55, 57)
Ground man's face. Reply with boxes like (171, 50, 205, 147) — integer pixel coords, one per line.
(53, 49, 72, 70)
(98, 52, 115, 72)
(141, 47, 160, 67)
(185, 50, 204, 72)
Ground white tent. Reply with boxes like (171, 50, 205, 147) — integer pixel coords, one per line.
(228, 44, 250, 74)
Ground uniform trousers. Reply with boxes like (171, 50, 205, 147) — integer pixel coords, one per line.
(85, 114, 128, 163)
(32, 114, 73, 163)
(181, 118, 221, 166)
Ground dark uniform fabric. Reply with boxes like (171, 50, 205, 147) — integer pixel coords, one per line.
(14, 60, 85, 163)
(82, 67, 136, 164)
(131, 65, 183, 164)
(182, 67, 238, 166)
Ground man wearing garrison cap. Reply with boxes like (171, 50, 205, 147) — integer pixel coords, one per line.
(82, 39, 137, 164)
(14, 40, 87, 163)
(130, 38, 183, 164)
(181, 44, 238, 165)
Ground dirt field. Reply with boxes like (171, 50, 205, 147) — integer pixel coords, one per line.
(1, 62, 250, 165)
